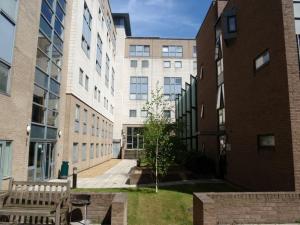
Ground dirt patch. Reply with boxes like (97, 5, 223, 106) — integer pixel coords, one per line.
(78, 159, 121, 178)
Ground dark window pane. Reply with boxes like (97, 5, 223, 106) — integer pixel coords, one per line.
(30, 124, 45, 139)
(32, 104, 45, 124)
(39, 16, 52, 39)
(54, 18, 63, 38)
(33, 85, 47, 106)
(47, 127, 57, 139)
(0, 61, 10, 93)
(36, 49, 50, 73)
(41, 0, 53, 24)
(28, 143, 35, 167)
(38, 32, 51, 56)
(58, 0, 66, 11)
(50, 79, 60, 94)
(56, 3, 64, 23)
(46, 0, 54, 8)
(35, 68, 48, 88)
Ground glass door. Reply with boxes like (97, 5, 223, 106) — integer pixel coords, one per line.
(28, 142, 56, 181)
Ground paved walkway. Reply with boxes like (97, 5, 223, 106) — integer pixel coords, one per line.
(78, 159, 121, 178)
(77, 159, 137, 188)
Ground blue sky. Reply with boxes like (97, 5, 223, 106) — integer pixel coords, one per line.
(110, 0, 212, 38)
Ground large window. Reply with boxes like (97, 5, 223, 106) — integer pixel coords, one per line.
(162, 45, 183, 58)
(130, 76, 148, 100)
(82, 143, 87, 161)
(0, 10, 16, 94)
(74, 104, 80, 132)
(126, 127, 144, 150)
(111, 68, 115, 96)
(83, 109, 87, 134)
(129, 45, 150, 57)
(0, 141, 12, 178)
(164, 77, 182, 101)
(96, 34, 102, 74)
(105, 54, 110, 87)
(90, 143, 94, 159)
(72, 143, 78, 163)
(82, 2, 92, 57)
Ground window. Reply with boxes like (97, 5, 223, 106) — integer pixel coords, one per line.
(218, 108, 225, 127)
(82, 143, 87, 161)
(72, 143, 78, 163)
(164, 77, 182, 101)
(129, 110, 137, 117)
(0, 12, 16, 94)
(74, 105, 80, 133)
(141, 110, 148, 118)
(130, 60, 137, 68)
(255, 50, 270, 71)
(130, 76, 148, 100)
(193, 46, 197, 58)
(227, 15, 237, 33)
(94, 86, 97, 99)
(91, 114, 95, 136)
(126, 127, 144, 149)
(175, 61, 182, 68)
(105, 54, 110, 87)
(164, 110, 171, 118)
(163, 61, 171, 68)
(129, 45, 150, 57)
(0, 0, 19, 21)
(142, 60, 149, 68)
(96, 34, 103, 74)
(0, 141, 12, 178)
(162, 45, 183, 57)
(98, 90, 101, 102)
(111, 68, 115, 96)
(82, 2, 92, 57)
(0, 61, 10, 94)
(294, 1, 300, 33)
(96, 144, 100, 158)
(85, 75, 89, 90)
(90, 143, 94, 159)
(258, 135, 275, 150)
(83, 109, 87, 134)
(96, 117, 100, 136)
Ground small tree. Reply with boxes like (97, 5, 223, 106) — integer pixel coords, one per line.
(143, 87, 175, 192)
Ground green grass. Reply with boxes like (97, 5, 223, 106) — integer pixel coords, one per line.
(75, 183, 238, 225)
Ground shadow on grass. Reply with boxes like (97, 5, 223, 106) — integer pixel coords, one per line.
(74, 181, 242, 196)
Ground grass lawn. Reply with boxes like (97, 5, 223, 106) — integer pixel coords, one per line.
(75, 182, 238, 225)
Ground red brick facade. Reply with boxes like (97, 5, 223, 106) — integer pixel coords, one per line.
(197, 0, 300, 191)
(194, 192, 300, 225)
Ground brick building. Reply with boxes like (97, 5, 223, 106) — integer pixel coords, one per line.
(196, 0, 300, 191)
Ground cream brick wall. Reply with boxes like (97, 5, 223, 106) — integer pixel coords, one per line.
(0, 0, 41, 184)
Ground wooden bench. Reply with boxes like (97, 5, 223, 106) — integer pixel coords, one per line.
(0, 179, 70, 225)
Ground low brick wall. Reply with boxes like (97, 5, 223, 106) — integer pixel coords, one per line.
(193, 192, 300, 225)
(71, 192, 127, 225)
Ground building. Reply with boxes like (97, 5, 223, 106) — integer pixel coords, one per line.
(61, 0, 117, 174)
(0, 0, 69, 187)
(112, 23, 197, 156)
(196, 0, 300, 191)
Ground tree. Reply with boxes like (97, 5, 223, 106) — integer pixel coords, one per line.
(143, 87, 175, 192)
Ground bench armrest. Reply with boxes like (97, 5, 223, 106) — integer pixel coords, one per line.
(55, 194, 70, 209)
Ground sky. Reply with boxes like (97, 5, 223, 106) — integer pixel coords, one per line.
(110, 0, 212, 38)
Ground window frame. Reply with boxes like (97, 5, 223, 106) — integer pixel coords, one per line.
(254, 49, 270, 72)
